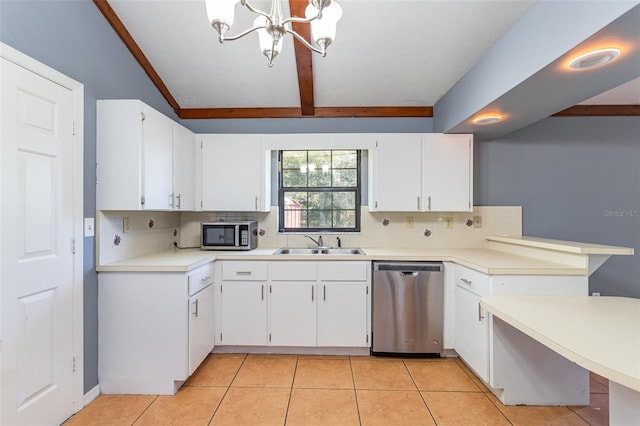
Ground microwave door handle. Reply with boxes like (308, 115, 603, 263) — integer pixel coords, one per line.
(235, 226, 240, 247)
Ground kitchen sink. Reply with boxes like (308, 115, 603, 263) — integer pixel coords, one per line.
(274, 248, 365, 255)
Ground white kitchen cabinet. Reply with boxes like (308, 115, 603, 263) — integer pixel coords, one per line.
(172, 123, 196, 211)
(200, 134, 270, 212)
(97, 99, 196, 210)
(269, 261, 317, 346)
(451, 263, 588, 386)
(219, 281, 267, 345)
(217, 261, 268, 346)
(317, 282, 368, 346)
(317, 262, 369, 347)
(422, 134, 472, 212)
(189, 281, 215, 374)
(454, 266, 490, 381)
(369, 133, 473, 212)
(269, 282, 317, 346)
(98, 262, 215, 395)
(370, 134, 423, 211)
(214, 260, 371, 349)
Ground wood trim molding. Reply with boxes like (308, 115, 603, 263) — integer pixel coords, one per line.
(290, 0, 315, 116)
(92, 0, 181, 115)
(180, 106, 434, 119)
(553, 105, 640, 116)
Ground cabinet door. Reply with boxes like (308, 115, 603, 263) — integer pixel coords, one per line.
(173, 124, 196, 210)
(220, 282, 267, 345)
(201, 134, 267, 211)
(269, 282, 316, 346)
(142, 105, 174, 210)
(422, 134, 472, 212)
(188, 284, 215, 375)
(454, 285, 488, 381)
(370, 135, 422, 211)
(317, 282, 368, 347)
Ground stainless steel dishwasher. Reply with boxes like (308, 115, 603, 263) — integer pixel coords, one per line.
(372, 262, 444, 355)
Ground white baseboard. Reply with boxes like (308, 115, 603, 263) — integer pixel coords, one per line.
(83, 384, 100, 407)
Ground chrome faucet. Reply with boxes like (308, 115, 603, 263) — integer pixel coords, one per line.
(304, 235, 323, 247)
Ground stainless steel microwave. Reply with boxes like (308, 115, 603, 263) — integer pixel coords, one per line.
(201, 221, 258, 250)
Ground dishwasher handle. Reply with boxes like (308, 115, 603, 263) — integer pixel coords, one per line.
(375, 263, 443, 273)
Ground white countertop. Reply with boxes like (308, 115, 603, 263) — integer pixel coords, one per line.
(481, 295, 640, 392)
(97, 247, 589, 275)
(486, 235, 635, 255)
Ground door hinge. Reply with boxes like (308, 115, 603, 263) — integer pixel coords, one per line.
(141, 195, 145, 206)
(71, 239, 76, 254)
(366, 286, 369, 295)
(72, 121, 77, 136)
(220, 333, 222, 341)
(375, 140, 379, 148)
(269, 333, 272, 343)
(201, 200, 203, 208)
(366, 334, 369, 343)
(72, 355, 76, 372)
(220, 285, 223, 293)
(141, 112, 146, 122)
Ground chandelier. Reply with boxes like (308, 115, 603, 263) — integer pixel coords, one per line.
(205, 0, 343, 67)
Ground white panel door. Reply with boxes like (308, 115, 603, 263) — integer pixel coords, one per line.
(317, 282, 368, 347)
(172, 123, 195, 211)
(269, 282, 316, 346)
(142, 105, 173, 210)
(219, 282, 267, 345)
(422, 134, 472, 212)
(189, 284, 215, 375)
(1, 58, 77, 425)
(201, 134, 264, 211)
(370, 135, 422, 211)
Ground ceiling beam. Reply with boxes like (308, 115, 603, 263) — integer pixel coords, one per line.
(92, 0, 181, 116)
(553, 105, 640, 116)
(180, 106, 434, 119)
(289, 0, 315, 116)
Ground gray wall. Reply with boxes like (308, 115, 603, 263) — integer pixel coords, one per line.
(475, 117, 640, 297)
(2, 0, 638, 395)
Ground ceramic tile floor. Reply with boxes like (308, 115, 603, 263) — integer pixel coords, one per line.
(65, 354, 610, 426)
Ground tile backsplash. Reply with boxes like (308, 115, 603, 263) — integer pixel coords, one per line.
(97, 206, 521, 265)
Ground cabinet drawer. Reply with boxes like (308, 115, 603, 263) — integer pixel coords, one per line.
(222, 261, 268, 281)
(318, 262, 368, 281)
(455, 265, 490, 296)
(188, 263, 215, 296)
(271, 262, 317, 281)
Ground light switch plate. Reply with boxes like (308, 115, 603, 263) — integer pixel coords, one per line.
(84, 217, 95, 237)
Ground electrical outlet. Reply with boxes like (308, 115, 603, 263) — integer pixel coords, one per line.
(592, 292, 600, 297)
(473, 215, 482, 228)
(443, 217, 454, 229)
(406, 216, 413, 229)
(123, 217, 130, 233)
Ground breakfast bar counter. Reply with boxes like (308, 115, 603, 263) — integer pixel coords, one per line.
(481, 295, 640, 425)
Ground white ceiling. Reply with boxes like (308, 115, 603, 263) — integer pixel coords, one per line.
(106, 0, 637, 111)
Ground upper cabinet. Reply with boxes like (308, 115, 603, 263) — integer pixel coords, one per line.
(200, 134, 270, 212)
(97, 99, 195, 210)
(369, 133, 473, 212)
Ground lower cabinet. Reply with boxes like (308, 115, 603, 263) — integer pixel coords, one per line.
(215, 260, 370, 348)
(451, 263, 588, 386)
(317, 281, 368, 347)
(98, 262, 215, 395)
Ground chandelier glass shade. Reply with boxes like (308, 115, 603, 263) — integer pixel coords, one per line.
(205, 0, 343, 67)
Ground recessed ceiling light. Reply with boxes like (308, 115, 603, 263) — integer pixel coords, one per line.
(472, 114, 502, 125)
(568, 48, 621, 70)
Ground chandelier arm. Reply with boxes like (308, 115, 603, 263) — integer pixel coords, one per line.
(285, 28, 325, 56)
(282, 15, 319, 26)
(240, 0, 272, 22)
(221, 25, 267, 42)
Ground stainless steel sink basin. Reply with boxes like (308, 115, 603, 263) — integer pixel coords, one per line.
(274, 248, 365, 255)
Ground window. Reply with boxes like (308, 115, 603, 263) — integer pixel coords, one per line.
(278, 150, 361, 232)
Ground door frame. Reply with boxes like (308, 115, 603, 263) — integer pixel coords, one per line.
(0, 42, 85, 414)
